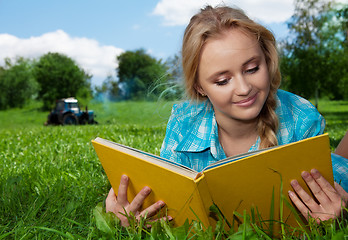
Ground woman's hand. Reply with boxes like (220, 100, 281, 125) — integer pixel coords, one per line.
(105, 174, 171, 227)
(288, 168, 348, 223)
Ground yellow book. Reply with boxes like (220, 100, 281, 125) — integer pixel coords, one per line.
(92, 133, 333, 230)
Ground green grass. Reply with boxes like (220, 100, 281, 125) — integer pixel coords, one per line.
(317, 99, 348, 150)
(0, 99, 347, 239)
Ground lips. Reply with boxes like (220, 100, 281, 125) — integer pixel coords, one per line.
(233, 93, 258, 107)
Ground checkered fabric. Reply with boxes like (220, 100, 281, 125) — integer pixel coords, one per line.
(160, 89, 348, 191)
(160, 89, 326, 172)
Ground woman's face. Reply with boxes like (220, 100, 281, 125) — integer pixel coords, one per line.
(197, 28, 270, 123)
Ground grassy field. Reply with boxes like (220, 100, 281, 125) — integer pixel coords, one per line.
(0, 99, 347, 239)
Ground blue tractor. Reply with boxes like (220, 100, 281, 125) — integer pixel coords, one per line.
(45, 97, 97, 125)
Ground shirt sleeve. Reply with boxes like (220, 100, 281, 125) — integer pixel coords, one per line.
(160, 108, 180, 162)
(331, 153, 348, 192)
(295, 110, 325, 141)
(275, 90, 327, 144)
(160, 105, 192, 168)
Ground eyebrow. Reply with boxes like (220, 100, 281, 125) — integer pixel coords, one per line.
(242, 56, 261, 67)
(206, 55, 262, 82)
(206, 71, 230, 82)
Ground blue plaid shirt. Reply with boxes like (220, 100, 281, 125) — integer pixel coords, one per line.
(160, 89, 348, 191)
(161, 89, 325, 171)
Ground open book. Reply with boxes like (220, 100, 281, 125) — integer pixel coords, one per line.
(92, 134, 333, 229)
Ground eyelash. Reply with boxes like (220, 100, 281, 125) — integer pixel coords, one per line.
(244, 66, 259, 74)
(215, 66, 259, 86)
(216, 66, 260, 86)
(216, 78, 231, 86)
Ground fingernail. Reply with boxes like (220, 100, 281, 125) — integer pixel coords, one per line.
(311, 168, 318, 174)
(143, 186, 151, 194)
(290, 179, 298, 187)
(288, 190, 295, 197)
(301, 171, 310, 179)
(158, 201, 165, 207)
(122, 175, 128, 181)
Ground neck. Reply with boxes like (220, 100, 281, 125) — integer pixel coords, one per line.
(215, 111, 259, 157)
(216, 113, 258, 139)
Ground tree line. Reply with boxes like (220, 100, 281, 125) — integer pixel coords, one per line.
(0, 53, 92, 110)
(280, 0, 348, 107)
(0, 0, 347, 111)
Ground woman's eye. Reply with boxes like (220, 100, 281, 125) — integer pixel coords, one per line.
(244, 66, 259, 74)
(216, 78, 229, 86)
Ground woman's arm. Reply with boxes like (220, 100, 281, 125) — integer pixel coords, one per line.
(335, 130, 348, 159)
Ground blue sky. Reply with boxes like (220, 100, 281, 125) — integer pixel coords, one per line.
(0, 0, 185, 59)
(0, 0, 330, 86)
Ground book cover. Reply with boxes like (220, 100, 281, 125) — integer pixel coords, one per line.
(92, 133, 333, 229)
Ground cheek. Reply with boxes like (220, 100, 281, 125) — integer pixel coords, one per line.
(205, 87, 230, 103)
(256, 69, 270, 90)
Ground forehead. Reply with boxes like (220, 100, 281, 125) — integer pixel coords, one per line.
(201, 28, 262, 62)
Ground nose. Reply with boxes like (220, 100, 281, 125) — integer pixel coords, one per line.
(234, 75, 252, 96)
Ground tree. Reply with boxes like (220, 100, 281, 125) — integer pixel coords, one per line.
(280, 0, 348, 105)
(34, 52, 92, 110)
(94, 75, 120, 101)
(116, 49, 168, 100)
(335, 4, 348, 99)
(0, 58, 38, 109)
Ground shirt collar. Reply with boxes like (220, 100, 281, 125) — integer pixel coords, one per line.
(174, 100, 260, 160)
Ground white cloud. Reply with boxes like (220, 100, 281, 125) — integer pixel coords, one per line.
(152, 0, 294, 25)
(132, 24, 141, 30)
(0, 30, 124, 85)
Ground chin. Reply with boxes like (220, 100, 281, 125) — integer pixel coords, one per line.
(233, 109, 263, 122)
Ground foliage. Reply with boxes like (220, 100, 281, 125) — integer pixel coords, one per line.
(280, 0, 348, 104)
(335, 3, 348, 100)
(33, 52, 92, 110)
(117, 49, 169, 100)
(92, 199, 348, 239)
(0, 122, 167, 239)
(94, 74, 121, 101)
(0, 57, 38, 110)
(336, 2, 348, 45)
(0, 100, 347, 238)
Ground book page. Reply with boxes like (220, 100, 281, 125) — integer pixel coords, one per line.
(202, 147, 271, 171)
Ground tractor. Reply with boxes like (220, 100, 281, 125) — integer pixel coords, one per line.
(45, 97, 97, 125)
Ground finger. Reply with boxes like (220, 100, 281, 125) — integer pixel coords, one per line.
(117, 175, 129, 205)
(128, 186, 152, 213)
(310, 169, 338, 202)
(335, 182, 348, 204)
(288, 188, 311, 221)
(291, 178, 319, 211)
(107, 187, 117, 201)
(105, 188, 117, 213)
(301, 170, 331, 205)
(138, 200, 166, 219)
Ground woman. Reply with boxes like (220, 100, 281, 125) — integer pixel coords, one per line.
(106, 5, 348, 226)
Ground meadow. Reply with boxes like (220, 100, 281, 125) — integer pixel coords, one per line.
(0, 99, 347, 239)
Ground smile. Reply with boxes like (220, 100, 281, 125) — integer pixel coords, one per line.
(233, 93, 258, 107)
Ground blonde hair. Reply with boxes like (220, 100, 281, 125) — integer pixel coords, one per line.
(182, 5, 280, 148)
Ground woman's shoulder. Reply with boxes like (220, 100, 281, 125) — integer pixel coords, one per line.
(161, 99, 215, 158)
(276, 89, 319, 114)
(275, 89, 325, 143)
(170, 100, 213, 122)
